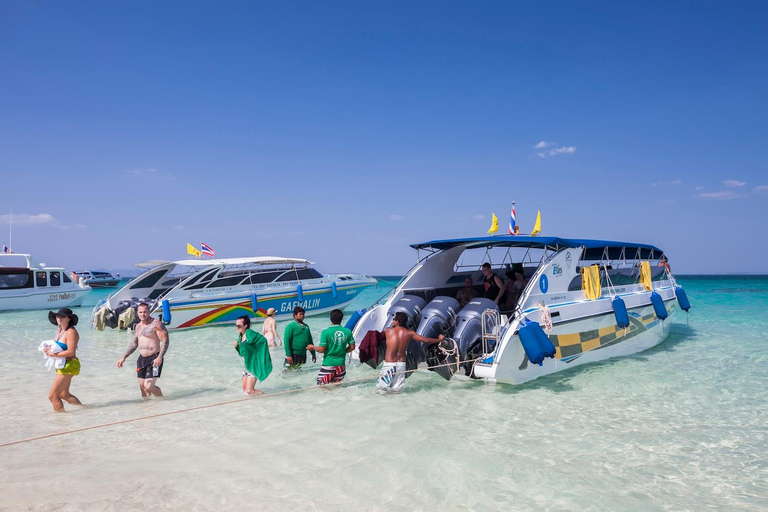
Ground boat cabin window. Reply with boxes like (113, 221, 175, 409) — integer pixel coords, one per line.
(50, 271, 61, 287)
(567, 265, 667, 291)
(276, 271, 299, 282)
(207, 275, 249, 288)
(36, 271, 48, 287)
(181, 268, 219, 289)
(296, 268, 322, 280)
(0, 270, 33, 289)
(242, 271, 284, 284)
(63, 273, 72, 283)
(129, 270, 167, 290)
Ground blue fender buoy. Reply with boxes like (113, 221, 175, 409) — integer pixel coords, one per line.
(345, 308, 367, 330)
(650, 291, 668, 320)
(161, 299, 172, 324)
(251, 293, 258, 313)
(297, 284, 304, 303)
(675, 286, 691, 312)
(612, 296, 629, 328)
(518, 319, 555, 365)
(331, 281, 338, 299)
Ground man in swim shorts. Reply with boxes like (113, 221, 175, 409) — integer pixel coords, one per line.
(307, 309, 354, 385)
(116, 302, 170, 398)
(283, 306, 315, 370)
(377, 311, 444, 393)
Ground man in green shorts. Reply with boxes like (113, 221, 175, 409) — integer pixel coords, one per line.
(283, 306, 315, 369)
(307, 309, 355, 385)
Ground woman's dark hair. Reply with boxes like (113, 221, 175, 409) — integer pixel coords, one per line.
(237, 315, 251, 328)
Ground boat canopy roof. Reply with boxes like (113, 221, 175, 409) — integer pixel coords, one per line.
(410, 235, 662, 253)
(134, 256, 313, 269)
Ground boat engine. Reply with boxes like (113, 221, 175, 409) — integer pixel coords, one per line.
(385, 295, 426, 330)
(407, 296, 460, 373)
(452, 298, 498, 376)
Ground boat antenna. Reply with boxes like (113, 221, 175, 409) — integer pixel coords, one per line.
(8, 207, 10, 253)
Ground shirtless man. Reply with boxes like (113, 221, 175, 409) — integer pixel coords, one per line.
(376, 312, 444, 393)
(116, 303, 169, 398)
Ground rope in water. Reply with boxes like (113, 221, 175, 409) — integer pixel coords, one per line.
(0, 355, 481, 449)
(687, 294, 745, 312)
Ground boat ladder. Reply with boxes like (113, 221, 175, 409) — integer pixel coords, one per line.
(481, 308, 502, 356)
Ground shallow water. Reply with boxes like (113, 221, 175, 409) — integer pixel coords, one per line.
(1, 276, 767, 511)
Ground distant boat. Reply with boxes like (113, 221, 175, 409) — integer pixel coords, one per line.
(92, 256, 377, 330)
(74, 270, 121, 288)
(0, 253, 92, 311)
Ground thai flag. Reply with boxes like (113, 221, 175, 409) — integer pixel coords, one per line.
(201, 242, 215, 257)
(1, 243, 9, 254)
(508, 205, 516, 235)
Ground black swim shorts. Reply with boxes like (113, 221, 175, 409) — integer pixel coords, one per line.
(136, 353, 163, 379)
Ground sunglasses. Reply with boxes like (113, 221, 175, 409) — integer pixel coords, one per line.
(235, 324, 245, 328)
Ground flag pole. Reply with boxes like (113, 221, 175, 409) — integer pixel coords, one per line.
(8, 207, 11, 252)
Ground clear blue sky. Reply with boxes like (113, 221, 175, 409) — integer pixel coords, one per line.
(2, 1, 767, 274)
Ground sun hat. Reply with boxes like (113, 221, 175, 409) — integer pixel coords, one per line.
(48, 307, 79, 327)
(266, 307, 277, 316)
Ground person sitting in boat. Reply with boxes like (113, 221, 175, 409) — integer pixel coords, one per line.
(481, 263, 506, 306)
(455, 277, 478, 307)
(504, 270, 527, 310)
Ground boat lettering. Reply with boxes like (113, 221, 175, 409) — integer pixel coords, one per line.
(552, 264, 563, 277)
(280, 298, 321, 312)
(48, 293, 75, 302)
(548, 295, 566, 302)
(345, 290, 357, 295)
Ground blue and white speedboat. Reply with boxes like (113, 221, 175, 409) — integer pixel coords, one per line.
(350, 236, 690, 385)
(0, 253, 91, 311)
(92, 256, 377, 330)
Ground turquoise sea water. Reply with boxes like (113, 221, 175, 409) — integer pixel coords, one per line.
(1, 276, 767, 511)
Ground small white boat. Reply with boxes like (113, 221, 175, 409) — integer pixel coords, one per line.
(74, 270, 121, 288)
(350, 235, 690, 386)
(92, 256, 377, 330)
(0, 253, 92, 311)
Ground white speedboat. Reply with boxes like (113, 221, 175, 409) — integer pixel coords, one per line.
(0, 254, 92, 311)
(92, 256, 377, 330)
(74, 270, 121, 288)
(350, 235, 690, 385)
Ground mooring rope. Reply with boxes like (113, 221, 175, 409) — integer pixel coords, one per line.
(0, 356, 482, 449)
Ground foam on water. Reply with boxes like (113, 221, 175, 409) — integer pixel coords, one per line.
(1, 277, 767, 510)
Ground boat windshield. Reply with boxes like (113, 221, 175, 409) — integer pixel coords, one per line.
(179, 264, 324, 291)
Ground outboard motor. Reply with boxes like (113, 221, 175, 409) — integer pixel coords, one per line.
(385, 295, 427, 330)
(452, 298, 499, 376)
(407, 296, 460, 374)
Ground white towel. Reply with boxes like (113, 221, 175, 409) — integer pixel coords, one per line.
(38, 340, 65, 371)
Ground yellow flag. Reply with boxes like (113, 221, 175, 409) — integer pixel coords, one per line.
(487, 212, 499, 234)
(187, 243, 201, 258)
(531, 210, 541, 235)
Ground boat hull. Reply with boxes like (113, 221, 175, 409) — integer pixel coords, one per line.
(474, 298, 677, 385)
(86, 280, 121, 288)
(0, 288, 91, 311)
(158, 282, 373, 329)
